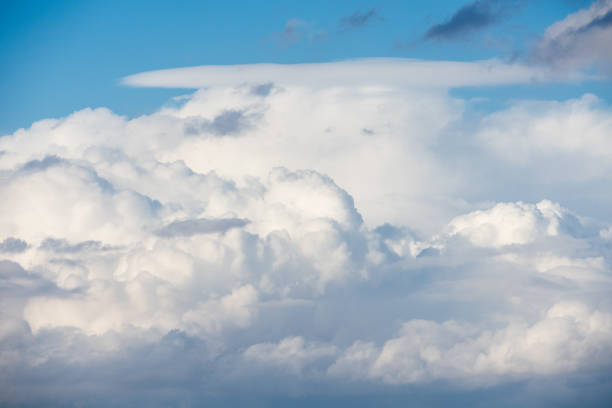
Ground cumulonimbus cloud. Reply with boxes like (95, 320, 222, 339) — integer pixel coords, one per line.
(1, 59, 612, 406)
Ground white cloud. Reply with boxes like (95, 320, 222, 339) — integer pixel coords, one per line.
(445, 200, 574, 248)
(2, 60, 612, 405)
(0, 157, 159, 245)
(331, 301, 612, 385)
(244, 336, 338, 374)
(182, 284, 259, 335)
(478, 94, 612, 172)
(1, 82, 468, 235)
(122, 58, 587, 90)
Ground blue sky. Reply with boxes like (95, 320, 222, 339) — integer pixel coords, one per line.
(1, 0, 606, 134)
(2, 1, 612, 407)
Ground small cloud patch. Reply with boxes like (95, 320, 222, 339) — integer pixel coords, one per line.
(185, 109, 253, 136)
(339, 8, 381, 31)
(156, 218, 249, 238)
(0, 237, 28, 253)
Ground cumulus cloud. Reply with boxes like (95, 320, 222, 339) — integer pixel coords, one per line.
(445, 200, 579, 248)
(244, 336, 338, 374)
(477, 94, 612, 178)
(330, 301, 612, 384)
(2, 60, 612, 405)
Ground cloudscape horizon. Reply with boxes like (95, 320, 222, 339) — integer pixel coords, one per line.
(2, 1, 612, 406)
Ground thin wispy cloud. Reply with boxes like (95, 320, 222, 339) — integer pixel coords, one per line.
(271, 18, 327, 47)
(271, 8, 381, 48)
(338, 8, 381, 31)
(277, 18, 309, 45)
(531, 0, 612, 74)
(423, 0, 511, 41)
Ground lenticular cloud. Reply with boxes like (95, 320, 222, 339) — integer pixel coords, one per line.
(1, 71, 612, 406)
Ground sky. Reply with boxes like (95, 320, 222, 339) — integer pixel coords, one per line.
(2, 0, 612, 407)
(2, 0, 610, 135)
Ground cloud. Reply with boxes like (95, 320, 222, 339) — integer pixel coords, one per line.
(155, 217, 249, 237)
(330, 301, 612, 384)
(39, 238, 116, 253)
(477, 94, 612, 175)
(276, 18, 309, 45)
(121, 58, 588, 90)
(445, 200, 579, 248)
(184, 109, 253, 136)
(2, 60, 612, 405)
(250, 82, 275, 97)
(338, 8, 381, 31)
(271, 18, 327, 47)
(244, 336, 338, 374)
(531, 0, 612, 73)
(0, 237, 28, 253)
(423, 0, 507, 41)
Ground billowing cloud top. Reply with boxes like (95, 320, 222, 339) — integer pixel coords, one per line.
(2, 56, 612, 407)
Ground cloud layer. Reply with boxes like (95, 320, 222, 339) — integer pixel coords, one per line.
(122, 58, 586, 89)
(1, 60, 612, 406)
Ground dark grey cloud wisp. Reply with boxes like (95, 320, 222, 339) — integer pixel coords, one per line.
(423, 0, 500, 40)
(184, 109, 253, 136)
(155, 218, 249, 238)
